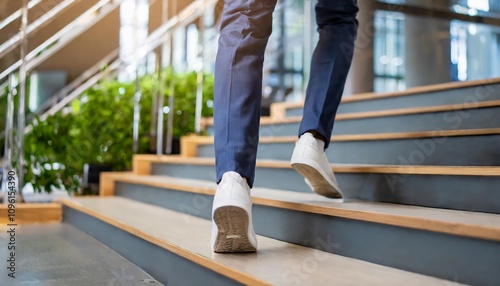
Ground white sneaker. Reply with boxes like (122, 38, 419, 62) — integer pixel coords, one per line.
(211, 172, 258, 253)
(291, 132, 343, 198)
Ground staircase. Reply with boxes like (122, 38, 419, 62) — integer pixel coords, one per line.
(0, 0, 121, 82)
(59, 78, 500, 285)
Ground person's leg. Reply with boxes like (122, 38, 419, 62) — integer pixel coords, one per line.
(298, 0, 359, 148)
(212, 0, 277, 253)
(292, 0, 358, 199)
(214, 0, 278, 188)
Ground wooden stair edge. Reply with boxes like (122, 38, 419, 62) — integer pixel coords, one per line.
(173, 128, 500, 158)
(111, 174, 500, 242)
(132, 154, 176, 176)
(60, 196, 456, 285)
(270, 100, 304, 118)
(99, 171, 134, 196)
(0, 202, 62, 224)
(180, 135, 215, 157)
(345, 77, 500, 103)
(201, 99, 500, 127)
(201, 116, 276, 128)
(326, 128, 500, 142)
(131, 155, 500, 176)
(296, 99, 500, 122)
(336, 99, 500, 120)
(269, 77, 500, 113)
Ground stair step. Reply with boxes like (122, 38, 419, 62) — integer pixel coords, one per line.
(203, 100, 500, 136)
(0, 223, 161, 285)
(60, 196, 460, 286)
(190, 128, 500, 166)
(271, 78, 500, 117)
(102, 173, 500, 284)
(133, 155, 500, 214)
(108, 174, 500, 242)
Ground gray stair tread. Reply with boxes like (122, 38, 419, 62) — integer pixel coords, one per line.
(0, 223, 162, 285)
(274, 128, 500, 142)
(113, 174, 500, 242)
(271, 77, 500, 111)
(137, 154, 500, 176)
(203, 99, 500, 126)
(191, 128, 500, 143)
(61, 196, 459, 286)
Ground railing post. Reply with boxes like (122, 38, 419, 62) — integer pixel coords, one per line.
(165, 0, 177, 155)
(156, 0, 171, 155)
(156, 64, 165, 155)
(2, 74, 16, 204)
(16, 0, 29, 200)
(165, 69, 175, 154)
(130, 0, 149, 153)
(276, 0, 286, 102)
(132, 72, 142, 153)
(194, 1, 206, 134)
(303, 0, 312, 96)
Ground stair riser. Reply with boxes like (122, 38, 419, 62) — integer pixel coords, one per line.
(63, 206, 242, 286)
(150, 163, 500, 214)
(196, 135, 500, 166)
(206, 106, 500, 136)
(285, 84, 500, 117)
(114, 182, 500, 286)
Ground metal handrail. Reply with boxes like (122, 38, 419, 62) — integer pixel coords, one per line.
(1, 49, 120, 139)
(134, 0, 217, 64)
(0, 0, 42, 31)
(0, 0, 78, 59)
(35, 49, 120, 115)
(0, 81, 7, 94)
(34, 49, 120, 116)
(0, 0, 119, 83)
(0, 0, 120, 145)
(39, 59, 122, 122)
(17, 0, 217, 135)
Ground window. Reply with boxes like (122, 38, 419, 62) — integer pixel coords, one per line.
(374, 11, 405, 92)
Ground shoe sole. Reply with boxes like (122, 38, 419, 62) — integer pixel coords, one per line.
(213, 206, 256, 253)
(292, 163, 342, 199)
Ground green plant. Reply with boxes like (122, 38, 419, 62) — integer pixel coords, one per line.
(0, 91, 7, 157)
(23, 70, 214, 194)
(0, 85, 8, 135)
(157, 70, 215, 137)
(1, 75, 33, 156)
(24, 80, 145, 194)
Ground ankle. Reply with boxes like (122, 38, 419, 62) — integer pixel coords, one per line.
(304, 130, 327, 144)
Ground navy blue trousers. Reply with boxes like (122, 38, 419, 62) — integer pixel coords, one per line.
(214, 0, 358, 187)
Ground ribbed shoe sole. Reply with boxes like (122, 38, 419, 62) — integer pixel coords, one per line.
(292, 163, 342, 199)
(213, 206, 256, 253)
